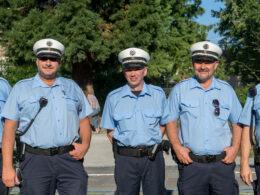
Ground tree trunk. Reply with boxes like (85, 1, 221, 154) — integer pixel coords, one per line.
(72, 55, 94, 94)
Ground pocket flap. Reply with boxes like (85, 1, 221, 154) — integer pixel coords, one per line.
(220, 103, 230, 110)
(113, 112, 133, 121)
(64, 94, 78, 102)
(143, 110, 161, 118)
(181, 100, 199, 108)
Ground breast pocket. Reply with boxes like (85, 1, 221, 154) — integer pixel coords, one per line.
(217, 103, 230, 125)
(113, 112, 134, 132)
(19, 97, 39, 118)
(143, 110, 161, 128)
(254, 102, 260, 119)
(180, 100, 199, 118)
(24, 97, 38, 111)
(63, 94, 79, 113)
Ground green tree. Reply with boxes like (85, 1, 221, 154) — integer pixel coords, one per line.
(213, 0, 260, 84)
(0, 0, 208, 103)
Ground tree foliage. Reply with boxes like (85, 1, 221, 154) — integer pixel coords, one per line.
(0, 0, 209, 104)
(213, 0, 260, 84)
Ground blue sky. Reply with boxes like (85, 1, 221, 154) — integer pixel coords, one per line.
(195, 0, 225, 44)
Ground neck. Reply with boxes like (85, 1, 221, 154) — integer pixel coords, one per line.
(39, 76, 56, 87)
(199, 77, 213, 90)
(129, 81, 144, 91)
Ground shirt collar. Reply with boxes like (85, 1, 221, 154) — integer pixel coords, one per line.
(190, 76, 221, 90)
(32, 73, 63, 88)
(120, 82, 151, 98)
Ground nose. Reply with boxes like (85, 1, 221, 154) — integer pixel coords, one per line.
(200, 63, 207, 69)
(45, 59, 52, 65)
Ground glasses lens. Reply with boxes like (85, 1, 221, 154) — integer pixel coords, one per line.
(212, 99, 220, 116)
(213, 99, 219, 106)
(39, 57, 58, 62)
(214, 107, 220, 116)
(124, 67, 144, 72)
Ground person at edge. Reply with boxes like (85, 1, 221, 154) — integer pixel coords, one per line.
(1, 38, 92, 195)
(166, 41, 242, 195)
(0, 77, 11, 195)
(100, 47, 169, 195)
(240, 84, 260, 194)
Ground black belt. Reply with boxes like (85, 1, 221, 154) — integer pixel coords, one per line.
(25, 144, 74, 156)
(189, 151, 226, 163)
(116, 144, 162, 157)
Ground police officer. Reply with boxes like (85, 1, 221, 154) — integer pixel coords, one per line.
(101, 48, 169, 195)
(167, 41, 242, 194)
(240, 84, 260, 193)
(1, 38, 92, 195)
(0, 78, 11, 195)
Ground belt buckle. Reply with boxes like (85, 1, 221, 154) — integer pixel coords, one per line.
(138, 148, 146, 157)
(206, 155, 216, 163)
(50, 147, 59, 155)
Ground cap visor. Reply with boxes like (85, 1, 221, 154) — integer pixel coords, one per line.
(37, 53, 61, 59)
(123, 63, 146, 69)
(192, 55, 217, 62)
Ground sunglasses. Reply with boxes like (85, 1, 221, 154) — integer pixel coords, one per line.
(212, 99, 220, 116)
(38, 57, 59, 62)
(124, 67, 144, 72)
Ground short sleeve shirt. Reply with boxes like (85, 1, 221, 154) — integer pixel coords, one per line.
(101, 82, 169, 147)
(1, 74, 92, 148)
(239, 84, 260, 145)
(168, 76, 242, 155)
(0, 78, 11, 147)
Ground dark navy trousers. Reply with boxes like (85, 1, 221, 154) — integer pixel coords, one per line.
(253, 164, 260, 194)
(0, 154, 8, 195)
(19, 152, 88, 195)
(114, 151, 166, 195)
(177, 161, 238, 195)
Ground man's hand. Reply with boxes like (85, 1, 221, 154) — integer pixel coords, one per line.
(240, 164, 253, 186)
(222, 146, 238, 164)
(174, 145, 193, 165)
(2, 167, 19, 187)
(69, 142, 88, 160)
(107, 130, 114, 144)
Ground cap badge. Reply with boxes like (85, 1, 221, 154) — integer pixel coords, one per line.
(46, 41, 53, 47)
(203, 44, 209, 49)
(130, 50, 136, 56)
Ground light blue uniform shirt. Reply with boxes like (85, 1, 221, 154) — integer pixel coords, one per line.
(168, 76, 242, 155)
(239, 84, 260, 145)
(100, 82, 169, 147)
(1, 74, 92, 149)
(0, 78, 12, 147)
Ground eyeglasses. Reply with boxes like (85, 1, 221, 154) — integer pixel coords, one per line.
(123, 67, 144, 72)
(38, 57, 59, 62)
(212, 99, 220, 116)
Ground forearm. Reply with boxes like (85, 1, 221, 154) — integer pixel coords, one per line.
(79, 117, 92, 153)
(166, 120, 182, 149)
(2, 119, 18, 169)
(231, 123, 243, 152)
(240, 126, 251, 166)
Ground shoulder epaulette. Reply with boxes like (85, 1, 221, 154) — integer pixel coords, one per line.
(216, 78, 232, 88)
(108, 87, 124, 97)
(15, 77, 34, 85)
(148, 84, 164, 92)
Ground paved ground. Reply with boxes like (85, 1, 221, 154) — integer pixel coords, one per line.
(9, 132, 256, 194)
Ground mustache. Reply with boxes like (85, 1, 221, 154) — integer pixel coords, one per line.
(198, 69, 209, 72)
